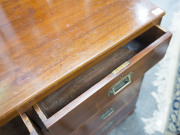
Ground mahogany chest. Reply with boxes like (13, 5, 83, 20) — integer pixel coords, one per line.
(0, 0, 172, 134)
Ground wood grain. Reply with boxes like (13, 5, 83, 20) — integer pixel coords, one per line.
(34, 26, 172, 135)
(38, 45, 138, 118)
(38, 25, 168, 119)
(0, 0, 165, 126)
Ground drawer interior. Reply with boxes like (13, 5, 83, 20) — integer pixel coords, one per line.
(0, 112, 44, 135)
(38, 26, 166, 118)
(0, 116, 30, 135)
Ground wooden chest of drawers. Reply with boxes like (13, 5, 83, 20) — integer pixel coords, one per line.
(0, 0, 172, 135)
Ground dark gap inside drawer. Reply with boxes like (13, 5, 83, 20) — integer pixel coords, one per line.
(0, 116, 29, 135)
(37, 26, 165, 118)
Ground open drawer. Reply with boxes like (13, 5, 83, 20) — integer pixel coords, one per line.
(33, 25, 172, 135)
(0, 112, 42, 135)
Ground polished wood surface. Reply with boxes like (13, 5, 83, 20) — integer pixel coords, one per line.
(33, 26, 172, 135)
(0, 0, 165, 126)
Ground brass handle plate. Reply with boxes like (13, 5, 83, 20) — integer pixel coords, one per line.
(108, 72, 134, 96)
(100, 107, 114, 120)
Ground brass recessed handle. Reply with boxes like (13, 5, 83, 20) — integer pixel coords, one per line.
(100, 107, 114, 120)
(108, 72, 134, 96)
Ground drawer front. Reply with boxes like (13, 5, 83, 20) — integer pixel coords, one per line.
(20, 113, 42, 135)
(72, 77, 143, 135)
(34, 26, 172, 135)
(93, 93, 138, 135)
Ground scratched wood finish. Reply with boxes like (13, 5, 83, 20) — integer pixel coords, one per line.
(72, 77, 143, 135)
(0, 0, 166, 126)
(34, 26, 172, 135)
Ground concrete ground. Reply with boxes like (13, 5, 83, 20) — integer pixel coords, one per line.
(109, 0, 179, 135)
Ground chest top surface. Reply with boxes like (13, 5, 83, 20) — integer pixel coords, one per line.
(0, 0, 164, 125)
